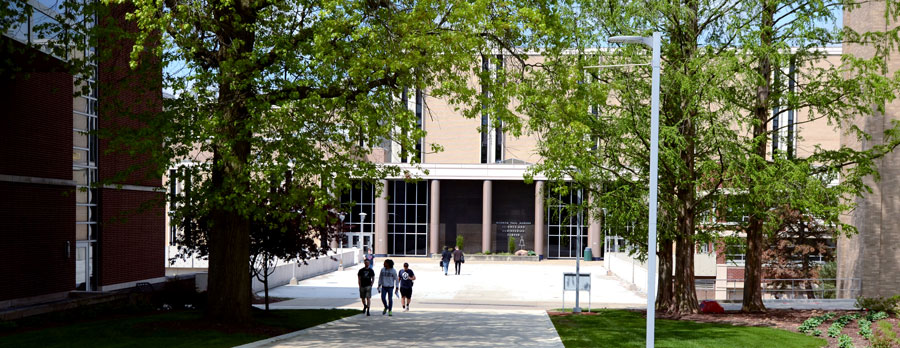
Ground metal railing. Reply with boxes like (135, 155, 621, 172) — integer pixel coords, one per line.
(718, 278, 861, 300)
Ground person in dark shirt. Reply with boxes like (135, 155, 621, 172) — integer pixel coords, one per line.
(398, 263, 416, 312)
(441, 247, 452, 276)
(357, 259, 375, 316)
(452, 246, 464, 275)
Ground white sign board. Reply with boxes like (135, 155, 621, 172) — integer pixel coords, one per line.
(563, 272, 591, 291)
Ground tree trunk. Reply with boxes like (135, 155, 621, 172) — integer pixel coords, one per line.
(742, 0, 775, 314)
(674, 225, 699, 314)
(264, 268, 270, 311)
(656, 239, 676, 314)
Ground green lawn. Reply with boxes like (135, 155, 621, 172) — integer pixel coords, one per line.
(0, 309, 358, 348)
(550, 310, 826, 348)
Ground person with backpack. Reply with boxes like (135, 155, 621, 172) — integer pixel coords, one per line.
(357, 259, 375, 316)
(398, 262, 416, 311)
(377, 259, 399, 316)
(440, 247, 452, 276)
(452, 246, 465, 275)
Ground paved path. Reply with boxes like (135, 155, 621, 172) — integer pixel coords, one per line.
(246, 258, 645, 347)
(244, 308, 564, 348)
(263, 257, 646, 311)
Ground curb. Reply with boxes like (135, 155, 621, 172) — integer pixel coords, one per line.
(233, 312, 364, 348)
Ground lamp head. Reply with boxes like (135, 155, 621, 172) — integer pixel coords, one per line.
(608, 35, 651, 47)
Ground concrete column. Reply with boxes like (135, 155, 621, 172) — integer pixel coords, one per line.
(482, 180, 492, 253)
(375, 179, 389, 256)
(429, 179, 440, 255)
(534, 181, 545, 258)
(588, 192, 602, 259)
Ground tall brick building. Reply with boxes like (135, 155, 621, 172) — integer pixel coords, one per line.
(837, 1, 900, 298)
(1, 3, 164, 308)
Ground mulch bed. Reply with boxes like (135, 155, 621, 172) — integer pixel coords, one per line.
(671, 309, 899, 348)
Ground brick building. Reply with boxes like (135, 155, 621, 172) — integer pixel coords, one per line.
(1, 2, 164, 308)
(837, 0, 900, 298)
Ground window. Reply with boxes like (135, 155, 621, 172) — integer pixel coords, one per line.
(772, 58, 797, 159)
(480, 54, 504, 163)
(546, 182, 587, 258)
(387, 180, 429, 256)
(340, 181, 376, 249)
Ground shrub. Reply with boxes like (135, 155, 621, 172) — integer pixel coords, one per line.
(871, 320, 900, 348)
(456, 235, 464, 250)
(868, 311, 890, 321)
(508, 236, 516, 253)
(812, 329, 822, 337)
(827, 314, 859, 338)
(858, 319, 873, 340)
(527, 250, 536, 256)
(838, 334, 854, 348)
(818, 261, 837, 299)
(855, 295, 900, 315)
(798, 313, 836, 334)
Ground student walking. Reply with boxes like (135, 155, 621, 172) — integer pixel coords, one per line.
(440, 247, 452, 276)
(452, 246, 465, 275)
(377, 259, 399, 316)
(357, 259, 375, 316)
(398, 263, 416, 311)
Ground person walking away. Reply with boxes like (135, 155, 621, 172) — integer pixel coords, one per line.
(441, 247, 452, 276)
(398, 262, 416, 311)
(377, 259, 399, 316)
(357, 259, 375, 316)
(452, 246, 464, 275)
(364, 246, 375, 269)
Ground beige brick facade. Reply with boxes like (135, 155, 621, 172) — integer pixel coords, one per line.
(838, 0, 900, 298)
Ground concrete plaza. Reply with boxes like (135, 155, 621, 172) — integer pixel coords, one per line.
(262, 257, 646, 311)
(245, 258, 645, 347)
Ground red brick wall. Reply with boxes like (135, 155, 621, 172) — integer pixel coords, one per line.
(98, 4, 163, 188)
(99, 189, 164, 286)
(727, 267, 745, 280)
(0, 183, 74, 301)
(0, 71, 72, 180)
(94, 5, 165, 287)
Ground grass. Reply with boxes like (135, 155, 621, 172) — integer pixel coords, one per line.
(0, 309, 358, 348)
(550, 310, 827, 348)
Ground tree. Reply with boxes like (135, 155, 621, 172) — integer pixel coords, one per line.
(762, 207, 836, 299)
(721, 0, 900, 313)
(522, 0, 739, 315)
(19, 0, 528, 324)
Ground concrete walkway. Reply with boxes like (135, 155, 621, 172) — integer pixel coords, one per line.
(242, 308, 564, 348)
(244, 258, 645, 347)
(262, 257, 646, 311)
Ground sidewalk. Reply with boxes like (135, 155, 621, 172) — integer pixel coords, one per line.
(238, 308, 564, 348)
(261, 257, 646, 311)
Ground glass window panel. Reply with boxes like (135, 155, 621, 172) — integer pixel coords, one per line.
(394, 183, 405, 204)
(415, 205, 426, 224)
(405, 235, 416, 255)
(73, 169, 88, 185)
(76, 206, 89, 222)
(416, 235, 427, 255)
(406, 206, 416, 224)
(73, 113, 90, 130)
(76, 224, 89, 240)
(75, 247, 87, 285)
(418, 182, 427, 202)
(74, 97, 88, 114)
(75, 187, 89, 204)
(73, 149, 89, 166)
(73, 131, 88, 148)
(6, 4, 28, 44)
(406, 183, 416, 203)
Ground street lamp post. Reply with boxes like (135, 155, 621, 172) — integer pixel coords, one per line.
(591, 32, 661, 348)
(338, 213, 346, 271)
(359, 212, 367, 251)
(574, 189, 583, 313)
